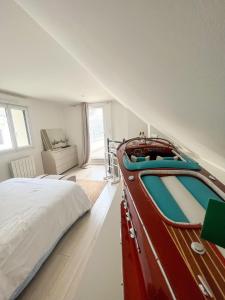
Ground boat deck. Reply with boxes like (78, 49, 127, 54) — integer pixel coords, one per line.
(165, 224, 225, 299)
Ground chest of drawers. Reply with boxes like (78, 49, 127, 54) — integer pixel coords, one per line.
(42, 145, 78, 174)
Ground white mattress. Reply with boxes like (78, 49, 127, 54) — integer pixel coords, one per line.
(0, 178, 91, 300)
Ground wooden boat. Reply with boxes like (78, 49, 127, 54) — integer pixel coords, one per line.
(117, 137, 225, 300)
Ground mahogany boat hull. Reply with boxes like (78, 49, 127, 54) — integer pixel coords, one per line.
(118, 138, 225, 300)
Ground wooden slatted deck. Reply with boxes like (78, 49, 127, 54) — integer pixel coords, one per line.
(165, 224, 225, 299)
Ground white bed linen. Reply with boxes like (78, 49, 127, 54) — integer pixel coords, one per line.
(0, 178, 91, 300)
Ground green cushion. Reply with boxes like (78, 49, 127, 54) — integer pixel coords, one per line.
(137, 156, 146, 162)
(201, 199, 225, 248)
(123, 155, 201, 171)
(134, 156, 148, 162)
(142, 175, 189, 223)
(177, 176, 223, 209)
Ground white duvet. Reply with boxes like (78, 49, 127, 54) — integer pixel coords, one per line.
(0, 178, 91, 300)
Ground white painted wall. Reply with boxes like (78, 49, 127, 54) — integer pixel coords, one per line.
(1, 97, 146, 179)
(0, 0, 110, 103)
(0, 93, 65, 181)
(150, 125, 225, 184)
(17, 1, 225, 170)
(111, 100, 148, 141)
(111, 101, 128, 141)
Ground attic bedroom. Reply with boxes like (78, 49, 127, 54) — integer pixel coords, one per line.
(0, 1, 225, 300)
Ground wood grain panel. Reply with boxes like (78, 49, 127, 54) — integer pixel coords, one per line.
(165, 224, 225, 299)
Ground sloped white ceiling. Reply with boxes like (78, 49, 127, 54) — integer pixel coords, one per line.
(7, 1, 225, 167)
(0, 0, 111, 103)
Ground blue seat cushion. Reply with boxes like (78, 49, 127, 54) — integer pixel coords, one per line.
(136, 156, 146, 162)
(142, 175, 189, 223)
(177, 176, 223, 209)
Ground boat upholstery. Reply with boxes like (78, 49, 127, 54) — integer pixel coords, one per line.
(123, 155, 201, 171)
(177, 176, 223, 209)
(163, 156, 177, 160)
(142, 175, 189, 222)
(156, 156, 177, 160)
(130, 155, 150, 162)
(162, 176, 205, 224)
(142, 175, 223, 224)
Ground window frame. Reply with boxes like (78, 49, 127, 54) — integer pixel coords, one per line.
(88, 101, 112, 162)
(0, 103, 32, 153)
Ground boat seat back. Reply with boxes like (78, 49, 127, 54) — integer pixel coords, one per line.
(123, 155, 201, 171)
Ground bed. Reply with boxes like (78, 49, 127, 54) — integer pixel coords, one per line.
(0, 178, 91, 300)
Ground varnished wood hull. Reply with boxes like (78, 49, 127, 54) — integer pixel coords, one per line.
(118, 138, 225, 300)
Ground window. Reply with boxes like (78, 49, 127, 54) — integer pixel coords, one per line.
(0, 106, 12, 151)
(88, 105, 105, 160)
(0, 104, 31, 152)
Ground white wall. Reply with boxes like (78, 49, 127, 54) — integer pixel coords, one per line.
(150, 125, 225, 184)
(0, 93, 66, 181)
(18, 1, 225, 171)
(0, 0, 111, 103)
(111, 100, 148, 141)
(1, 97, 145, 179)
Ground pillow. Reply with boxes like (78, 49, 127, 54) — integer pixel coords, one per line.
(157, 156, 179, 161)
(156, 155, 163, 160)
(131, 155, 150, 162)
(131, 155, 137, 162)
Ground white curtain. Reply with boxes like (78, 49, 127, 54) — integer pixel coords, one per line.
(80, 102, 90, 167)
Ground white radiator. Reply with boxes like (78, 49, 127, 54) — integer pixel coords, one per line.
(10, 156, 36, 178)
